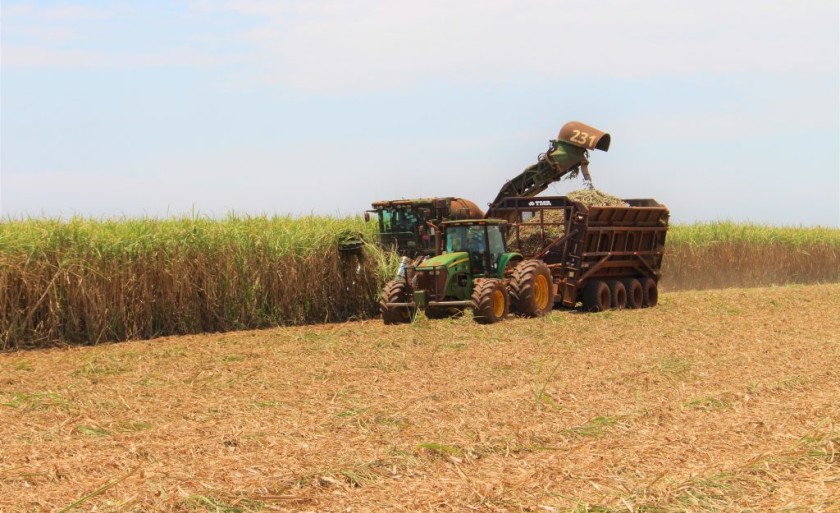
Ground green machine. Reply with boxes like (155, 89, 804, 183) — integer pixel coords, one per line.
(379, 219, 555, 324)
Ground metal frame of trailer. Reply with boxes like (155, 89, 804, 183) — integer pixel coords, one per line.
(487, 196, 670, 307)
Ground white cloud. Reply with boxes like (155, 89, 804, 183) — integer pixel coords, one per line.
(2, 47, 110, 68)
(1, 2, 230, 69)
(5, 1, 836, 90)
(3, 45, 228, 69)
(207, 0, 839, 92)
(1, 3, 122, 20)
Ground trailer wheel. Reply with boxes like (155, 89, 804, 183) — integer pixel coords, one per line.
(607, 280, 627, 310)
(380, 280, 415, 324)
(509, 260, 555, 317)
(471, 279, 509, 324)
(623, 279, 644, 309)
(582, 280, 611, 312)
(642, 278, 659, 308)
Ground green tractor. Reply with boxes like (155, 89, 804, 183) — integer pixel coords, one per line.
(379, 219, 555, 324)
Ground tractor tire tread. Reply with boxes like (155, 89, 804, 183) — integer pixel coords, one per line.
(607, 280, 627, 310)
(622, 278, 644, 309)
(380, 279, 414, 324)
(582, 280, 611, 312)
(471, 278, 509, 324)
(509, 259, 555, 317)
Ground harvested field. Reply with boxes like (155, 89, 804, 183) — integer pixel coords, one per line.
(1, 284, 838, 512)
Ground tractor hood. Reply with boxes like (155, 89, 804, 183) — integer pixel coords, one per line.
(417, 252, 469, 270)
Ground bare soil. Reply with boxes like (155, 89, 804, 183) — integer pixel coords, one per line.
(1, 284, 838, 512)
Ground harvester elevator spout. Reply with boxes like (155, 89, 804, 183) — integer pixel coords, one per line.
(490, 121, 609, 206)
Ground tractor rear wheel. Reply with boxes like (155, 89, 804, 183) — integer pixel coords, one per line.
(607, 280, 627, 310)
(471, 279, 509, 324)
(623, 278, 644, 309)
(380, 280, 415, 324)
(642, 278, 659, 307)
(509, 260, 555, 317)
(582, 280, 611, 312)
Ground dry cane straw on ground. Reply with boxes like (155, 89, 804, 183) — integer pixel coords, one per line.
(1, 284, 838, 511)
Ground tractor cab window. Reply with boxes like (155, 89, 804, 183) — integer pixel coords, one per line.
(445, 226, 484, 253)
(487, 226, 505, 272)
(446, 225, 489, 272)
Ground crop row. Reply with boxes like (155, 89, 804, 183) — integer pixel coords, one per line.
(1, 216, 837, 349)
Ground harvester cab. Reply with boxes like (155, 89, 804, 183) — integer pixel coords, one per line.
(366, 198, 484, 259)
(380, 219, 557, 325)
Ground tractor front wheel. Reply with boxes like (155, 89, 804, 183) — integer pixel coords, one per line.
(380, 280, 415, 324)
(509, 259, 555, 317)
(471, 279, 509, 324)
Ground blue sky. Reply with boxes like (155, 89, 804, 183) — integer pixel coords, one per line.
(1, 1, 838, 226)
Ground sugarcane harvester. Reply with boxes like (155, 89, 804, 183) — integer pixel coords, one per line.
(366, 121, 611, 259)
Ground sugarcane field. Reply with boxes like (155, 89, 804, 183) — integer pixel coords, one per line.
(2, 2, 838, 512)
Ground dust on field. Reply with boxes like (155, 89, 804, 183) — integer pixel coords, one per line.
(1, 285, 838, 512)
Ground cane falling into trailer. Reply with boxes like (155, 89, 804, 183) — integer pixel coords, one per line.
(364, 121, 612, 261)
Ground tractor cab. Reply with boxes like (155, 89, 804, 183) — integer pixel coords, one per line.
(442, 219, 509, 276)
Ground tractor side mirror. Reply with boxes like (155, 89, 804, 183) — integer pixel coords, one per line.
(364, 211, 371, 222)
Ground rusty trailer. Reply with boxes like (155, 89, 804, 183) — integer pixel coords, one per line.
(487, 196, 669, 310)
